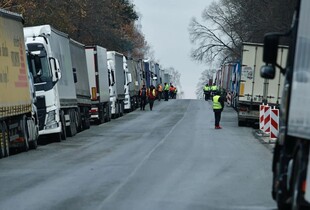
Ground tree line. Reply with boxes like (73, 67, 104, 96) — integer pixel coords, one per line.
(1, 0, 149, 59)
(189, 0, 297, 64)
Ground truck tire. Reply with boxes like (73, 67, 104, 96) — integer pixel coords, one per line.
(66, 109, 77, 137)
(28, 117, 38, 150)
(3, 122, 9, 157)
(60, 111, 66, 141)
(21, 115, 29, 152)
(292, 147, 308, 210)
(0, 122, 6, 158)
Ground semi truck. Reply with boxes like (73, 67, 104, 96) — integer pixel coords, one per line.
(261, 0, 310, 209)
(85, 45, 111, 124)
(238, 42, 288, 126)
(123, 56, 132, 112)
(24, 25, 78, 141)
(69, 39, 91, 130)
(127, 58, 141, 110)
(0, 8, 39, 157)
(107, 51, 125, 118)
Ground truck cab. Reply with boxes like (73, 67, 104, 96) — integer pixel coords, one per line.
(25, 37, 63, 138)
(261, 0, 310, 209)
(123, 56, 132, 112)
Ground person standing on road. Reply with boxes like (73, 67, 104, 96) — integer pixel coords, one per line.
(148, 85, 156, 111)
(164, 83, 169, 101)
(157, 84, 163, 101)
(213, 90, 225, 129)
(203, 84, 210, 101)
(139, 84, 147, 110)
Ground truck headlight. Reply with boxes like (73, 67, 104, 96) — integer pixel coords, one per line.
(45, 110, 57, 129)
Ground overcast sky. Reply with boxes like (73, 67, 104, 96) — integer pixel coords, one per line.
(133, 0, 215, 99)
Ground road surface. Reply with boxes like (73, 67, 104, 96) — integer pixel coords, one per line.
(0, 99, 276, 210)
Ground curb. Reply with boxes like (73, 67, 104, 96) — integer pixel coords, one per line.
(252, 129, 275, 152)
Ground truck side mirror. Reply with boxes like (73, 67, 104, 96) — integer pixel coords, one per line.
(260, 64, 276, 79)
(263, 33, 280, 64)
(73, 68, 77, 83)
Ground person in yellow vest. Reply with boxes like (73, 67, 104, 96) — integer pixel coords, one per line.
(164, 83, 170, 101)
(174, 87, 177, 99)
(148, 85, 156, 110)
(157, 84, 163, 101)
(213, 90, 225, 129)
(203, 84, 210, 101)
(210, 84, 218, 98)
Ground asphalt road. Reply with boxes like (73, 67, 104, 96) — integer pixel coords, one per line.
(0, 99, 276, 210)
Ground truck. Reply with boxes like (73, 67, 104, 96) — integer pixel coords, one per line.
(0, 8, 39, 157)
(85, 45, 111, 124)
(69, 39, 91, 130)
(123, 56, 132, 112)
(237, 42, 288, 126)
(261, 0, 310, 209)
(24, 25, 78, 141)
(127, 58, 141, 110)
(107, 51, 125, 118)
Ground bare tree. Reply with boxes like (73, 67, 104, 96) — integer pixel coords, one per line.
(189, 0, 296, 64)
(189, 1, 244, 64)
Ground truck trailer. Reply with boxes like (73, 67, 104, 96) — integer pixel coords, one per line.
(24, 25, 78, 141)
(69, 39, 91, 130)
(127, 58, 141, 110)
(0, 8, 39, 157)
(261, 0, 310, 209)
(238, 42, 288, 126)
(85, 45, 111, 124)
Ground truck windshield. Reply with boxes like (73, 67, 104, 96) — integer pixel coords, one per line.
(27, 43, 52, 83)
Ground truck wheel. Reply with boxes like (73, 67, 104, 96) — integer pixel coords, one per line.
(292, 148, 308, 210)
(0, 122, 5, 158)
(60, 111, 66, 141)
(29, 139, 37, 150)
(28, 117, 38, 150)
(3, 122, 9, 157)
(66, 110, 77, 137)
(21, 115, 29, 152)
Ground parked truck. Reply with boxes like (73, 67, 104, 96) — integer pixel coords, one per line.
(261, 0, 310, 209)
(69, 39, 91, 130)
(123, 56, 132, 112)
(24, 25, 78, 141)
(85, 45, 111, 124)
(0, 8, 39, 157)
(127, 58, 141, 110)
(238, 42, 288, 126)
(107, 51, 125, 118)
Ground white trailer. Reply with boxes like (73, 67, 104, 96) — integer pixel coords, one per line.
(69, 39, 91, 130)
(238, 42, 288, 126)
(85, 46, 111, 124)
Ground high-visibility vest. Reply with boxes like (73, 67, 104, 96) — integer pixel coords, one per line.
(158, 85, 163, 92)
(164, 84, 170, 91)
(211, 86, 217, 91)
(203, 86, 210, 91)
(213, 95, 222, 109)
